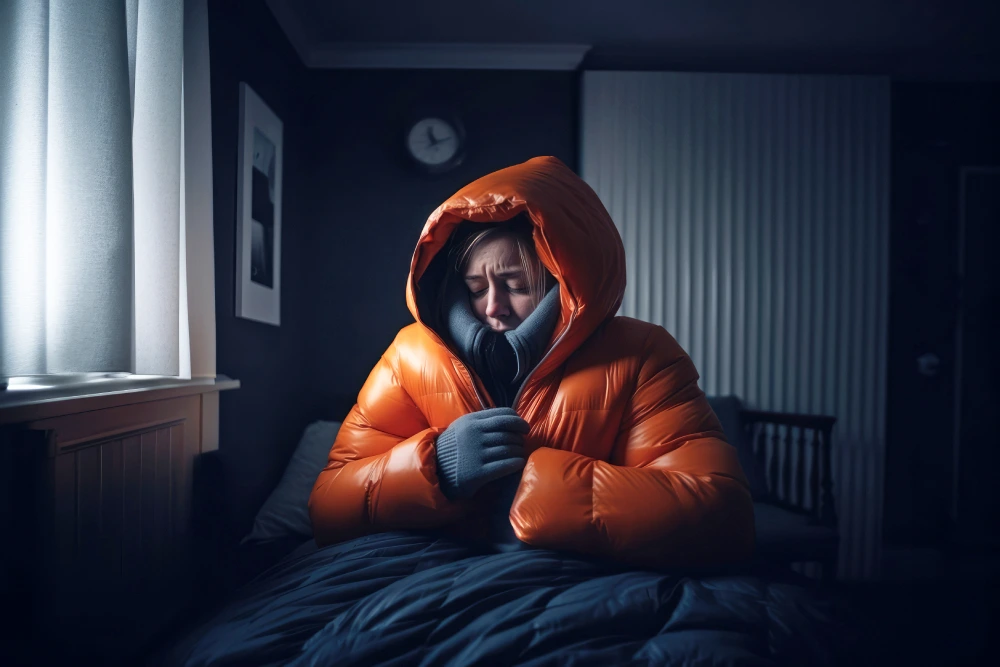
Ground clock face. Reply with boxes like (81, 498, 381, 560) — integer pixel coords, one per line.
(406, 117, 461, 167)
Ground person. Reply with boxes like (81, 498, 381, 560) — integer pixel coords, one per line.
(309, 156, 754, 569)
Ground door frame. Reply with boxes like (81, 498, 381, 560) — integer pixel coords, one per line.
(953, 165, 1000, 527)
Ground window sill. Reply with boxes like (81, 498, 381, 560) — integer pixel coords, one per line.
(0, 374, 240, 425)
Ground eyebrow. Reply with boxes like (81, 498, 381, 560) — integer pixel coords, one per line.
(464, 269, 525, 281)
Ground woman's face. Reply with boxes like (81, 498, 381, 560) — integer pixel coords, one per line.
(462, 234, 538, 332)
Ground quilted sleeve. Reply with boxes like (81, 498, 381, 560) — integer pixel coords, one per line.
(309, 338, 470, 545)
(510, 326, 755, 569)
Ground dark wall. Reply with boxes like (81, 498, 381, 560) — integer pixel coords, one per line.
(208, 0, 316, 539)
(299, 69, 579, 414)
(883, 82, 1000, 549)
(207, 2, 579, 537)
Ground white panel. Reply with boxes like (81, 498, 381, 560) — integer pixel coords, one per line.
(581, 71, 890, 580)
(183, 0, 217, 378)
(179, 75, 190, 381)
(0, 0, 48, 377)
(133, 0, 184, 375)
(46, 0, 134, 373)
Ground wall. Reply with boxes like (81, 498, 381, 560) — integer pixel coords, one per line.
(883, 82, 1000, 554)
(299, 69, 579, 413)
(580, 72, 890, 580)
(208, 0, 317, 539)
(207, 2, 579, 538)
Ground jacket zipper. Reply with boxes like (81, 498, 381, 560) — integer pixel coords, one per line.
(421, 308, 576, 413)
(511, 311, 576, 412)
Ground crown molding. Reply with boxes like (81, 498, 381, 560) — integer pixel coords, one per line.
(264, 1, 589, 71)
(306, 42, 591, 70)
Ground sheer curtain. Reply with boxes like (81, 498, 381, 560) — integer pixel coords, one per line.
(0, 0, 216, 384)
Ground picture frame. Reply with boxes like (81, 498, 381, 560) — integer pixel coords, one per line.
(235, 82, 283, 326)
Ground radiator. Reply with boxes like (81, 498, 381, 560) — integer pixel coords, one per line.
(580, 71, 890, 580)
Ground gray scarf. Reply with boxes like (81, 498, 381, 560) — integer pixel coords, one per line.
(445, 283, 561, 407)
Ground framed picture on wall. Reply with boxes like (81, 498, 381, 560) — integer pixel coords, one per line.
(235, 82, 282, 326)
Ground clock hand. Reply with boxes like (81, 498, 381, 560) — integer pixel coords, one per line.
(426, 126, 439, 146)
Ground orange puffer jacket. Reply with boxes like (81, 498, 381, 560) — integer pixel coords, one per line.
(309, 156, 754, 569)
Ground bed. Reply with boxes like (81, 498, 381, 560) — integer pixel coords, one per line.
(152, 531, 855, 666)
(145, 414, 859, 666)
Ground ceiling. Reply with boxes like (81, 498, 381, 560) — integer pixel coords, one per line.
(269, 0, 1000, 79)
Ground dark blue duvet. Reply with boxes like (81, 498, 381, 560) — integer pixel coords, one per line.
(161, 532, 855, 666)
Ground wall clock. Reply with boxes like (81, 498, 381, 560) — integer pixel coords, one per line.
(404, 113, 466, 175)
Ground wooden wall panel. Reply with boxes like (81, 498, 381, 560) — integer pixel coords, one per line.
(121, 434, 143, 592)
(100, 439, 124, 591)
(153, 429, 170, 587)
(21, 394, 202, 661)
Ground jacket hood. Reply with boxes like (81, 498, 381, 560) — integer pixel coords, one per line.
(406, 156, 626, 378)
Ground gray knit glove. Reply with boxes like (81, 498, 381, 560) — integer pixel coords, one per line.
(435, 407, 529, 500)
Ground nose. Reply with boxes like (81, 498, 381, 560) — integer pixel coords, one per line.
(485, 286, 510, 320)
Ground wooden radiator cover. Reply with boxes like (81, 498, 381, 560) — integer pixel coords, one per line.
(5, 391, 216, 662)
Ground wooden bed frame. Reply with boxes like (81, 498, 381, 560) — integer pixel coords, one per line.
(742, 408, 840, 580)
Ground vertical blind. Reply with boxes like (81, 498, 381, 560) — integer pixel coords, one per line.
(0, 0, 216, 381)
(581, 72, 890, 580)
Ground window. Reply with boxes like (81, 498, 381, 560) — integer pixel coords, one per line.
(0, 0, 216, 390)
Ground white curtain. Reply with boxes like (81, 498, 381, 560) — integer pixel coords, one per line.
(0, 0, 216, 382)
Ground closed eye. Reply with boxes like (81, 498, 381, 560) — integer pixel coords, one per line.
(470, 287, 527, 299)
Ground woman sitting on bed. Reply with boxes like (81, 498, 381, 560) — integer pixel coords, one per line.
(308, 156, 754, 568)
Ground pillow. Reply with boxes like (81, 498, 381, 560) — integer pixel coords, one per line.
(705, 395, 769, 501)
(242, 420, 342, 545)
